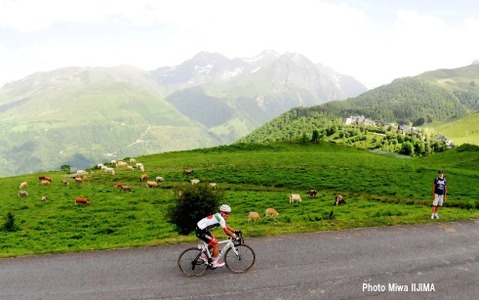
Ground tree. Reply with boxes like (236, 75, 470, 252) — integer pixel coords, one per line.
(300, 132, 309, 144)
(311, 130, 320, 143)
(400, 141, 414, 156)
(3, 212, 18, 232)
(413, 117, 425, 127)
(60, 165, 71, 172)
(167, 184, 224, 235)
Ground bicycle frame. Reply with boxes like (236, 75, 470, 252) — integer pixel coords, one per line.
(199, 238, 237, 263)
(178, 230, 255, 277)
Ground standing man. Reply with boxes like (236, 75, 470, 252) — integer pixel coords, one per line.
(431, 170, 447, 219)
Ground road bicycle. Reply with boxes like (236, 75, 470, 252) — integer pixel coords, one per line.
(177, 230, 256, 278)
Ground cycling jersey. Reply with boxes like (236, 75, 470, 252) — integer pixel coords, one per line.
(197, 212, 226, 231)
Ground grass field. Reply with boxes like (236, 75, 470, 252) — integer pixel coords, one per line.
(426, 111, 479, 146)
(1, 141, 478, 258)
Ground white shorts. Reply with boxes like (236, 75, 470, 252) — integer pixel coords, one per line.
(433, 194, 444, 207)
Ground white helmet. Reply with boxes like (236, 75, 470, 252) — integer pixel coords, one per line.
(220, 204, 231, 213)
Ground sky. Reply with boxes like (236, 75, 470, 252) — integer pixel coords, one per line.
(0, 0, 478, 89)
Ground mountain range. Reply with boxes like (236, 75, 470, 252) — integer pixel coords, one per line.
(240, 63, 479, 145)
(0, 50, 367, 177)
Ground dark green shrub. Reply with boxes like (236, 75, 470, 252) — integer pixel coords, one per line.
(167, 184, 224, 235)
(3, 212, 19, 232)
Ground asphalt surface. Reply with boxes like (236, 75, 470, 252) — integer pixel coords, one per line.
(1, 220, 478, 300)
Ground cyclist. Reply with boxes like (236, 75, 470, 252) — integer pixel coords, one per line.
(195, 204, 237, 268)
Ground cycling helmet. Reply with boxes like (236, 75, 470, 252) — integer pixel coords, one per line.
(220, 204, 232, 213)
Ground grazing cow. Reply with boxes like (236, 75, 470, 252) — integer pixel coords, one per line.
(116, 161, 128, 168)
(130, 158, 136, 164)
(146, 181, 158, 188)
(306, 189, 317, 198)
(75, 197, 90, 205)
(155, 176, 164, 182)
(334, 193, 346, 206)
(127, 166, 134, 171)
(19, 181, 28, 189)
(114, 182, 123, 189)
(61, 180, 69, 185)
(41, 196, 48, 201)
(140, 174, 149, 181)
(120, 185, 132, 192)
(190, 179, 200, 185)
(136, 163, 145, 172)
(248, 211, 260, 222)
(183, 169, 193, 175)
(18, 190, 29, 197)
(209, 182, 217, 189)
(44, 176, 53, 182)
(41, 180, 51, 186)
(74, 177, 83, 184)
(38, 175, 46, 181)
(265, 208, 279, 217)
(289, 193, 302, 204)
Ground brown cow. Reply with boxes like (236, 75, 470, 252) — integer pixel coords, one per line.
(334, 193, 346, 206)
(114, 182, 123, 188)
(74, 177, 83, 183)
(140, 174, 149, 181)
(18, 190, 29, 197)
(248, 211, 260, 222)
(41, 180, 51, 186)
(265, 208, 279, 217)
(146, 181, 158, 188)
(120, 185, 132, 192)
(306, 189, 317, 198)
(75, 197, 90, 205)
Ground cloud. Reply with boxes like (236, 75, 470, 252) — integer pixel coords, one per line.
(0, 0, 478, 89)
(0, 0, 166, 31)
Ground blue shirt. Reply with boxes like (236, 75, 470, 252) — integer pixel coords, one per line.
(433, 177, 446, 195)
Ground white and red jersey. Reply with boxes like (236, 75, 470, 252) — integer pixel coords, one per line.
(197, 212, 226, 231)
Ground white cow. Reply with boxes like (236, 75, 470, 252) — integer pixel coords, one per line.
(289, 193, 302, 204)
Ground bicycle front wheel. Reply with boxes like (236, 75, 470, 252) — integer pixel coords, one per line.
(177, 247, 208, 278)
(224, 244, 256, 274)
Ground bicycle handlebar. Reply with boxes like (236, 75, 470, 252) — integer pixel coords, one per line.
(232, 230, 244, 245)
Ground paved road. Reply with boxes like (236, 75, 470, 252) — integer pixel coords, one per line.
(1, 220, 478, 300)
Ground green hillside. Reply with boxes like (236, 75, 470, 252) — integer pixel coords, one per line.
(0, 68, 218, 177)
(427, 111, 479, 145)
(304, 64, 479, 126)
(239, 64, 479, 150)
(1, 142, 478, 257)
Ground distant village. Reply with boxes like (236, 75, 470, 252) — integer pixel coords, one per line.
(344, 115, 453, 148)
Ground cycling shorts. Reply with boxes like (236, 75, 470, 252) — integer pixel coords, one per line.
(195, 227, 215, 244)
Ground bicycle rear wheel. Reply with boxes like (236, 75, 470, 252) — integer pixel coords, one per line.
(177, 247, 208, 278)
(224, 244, 256, 274)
